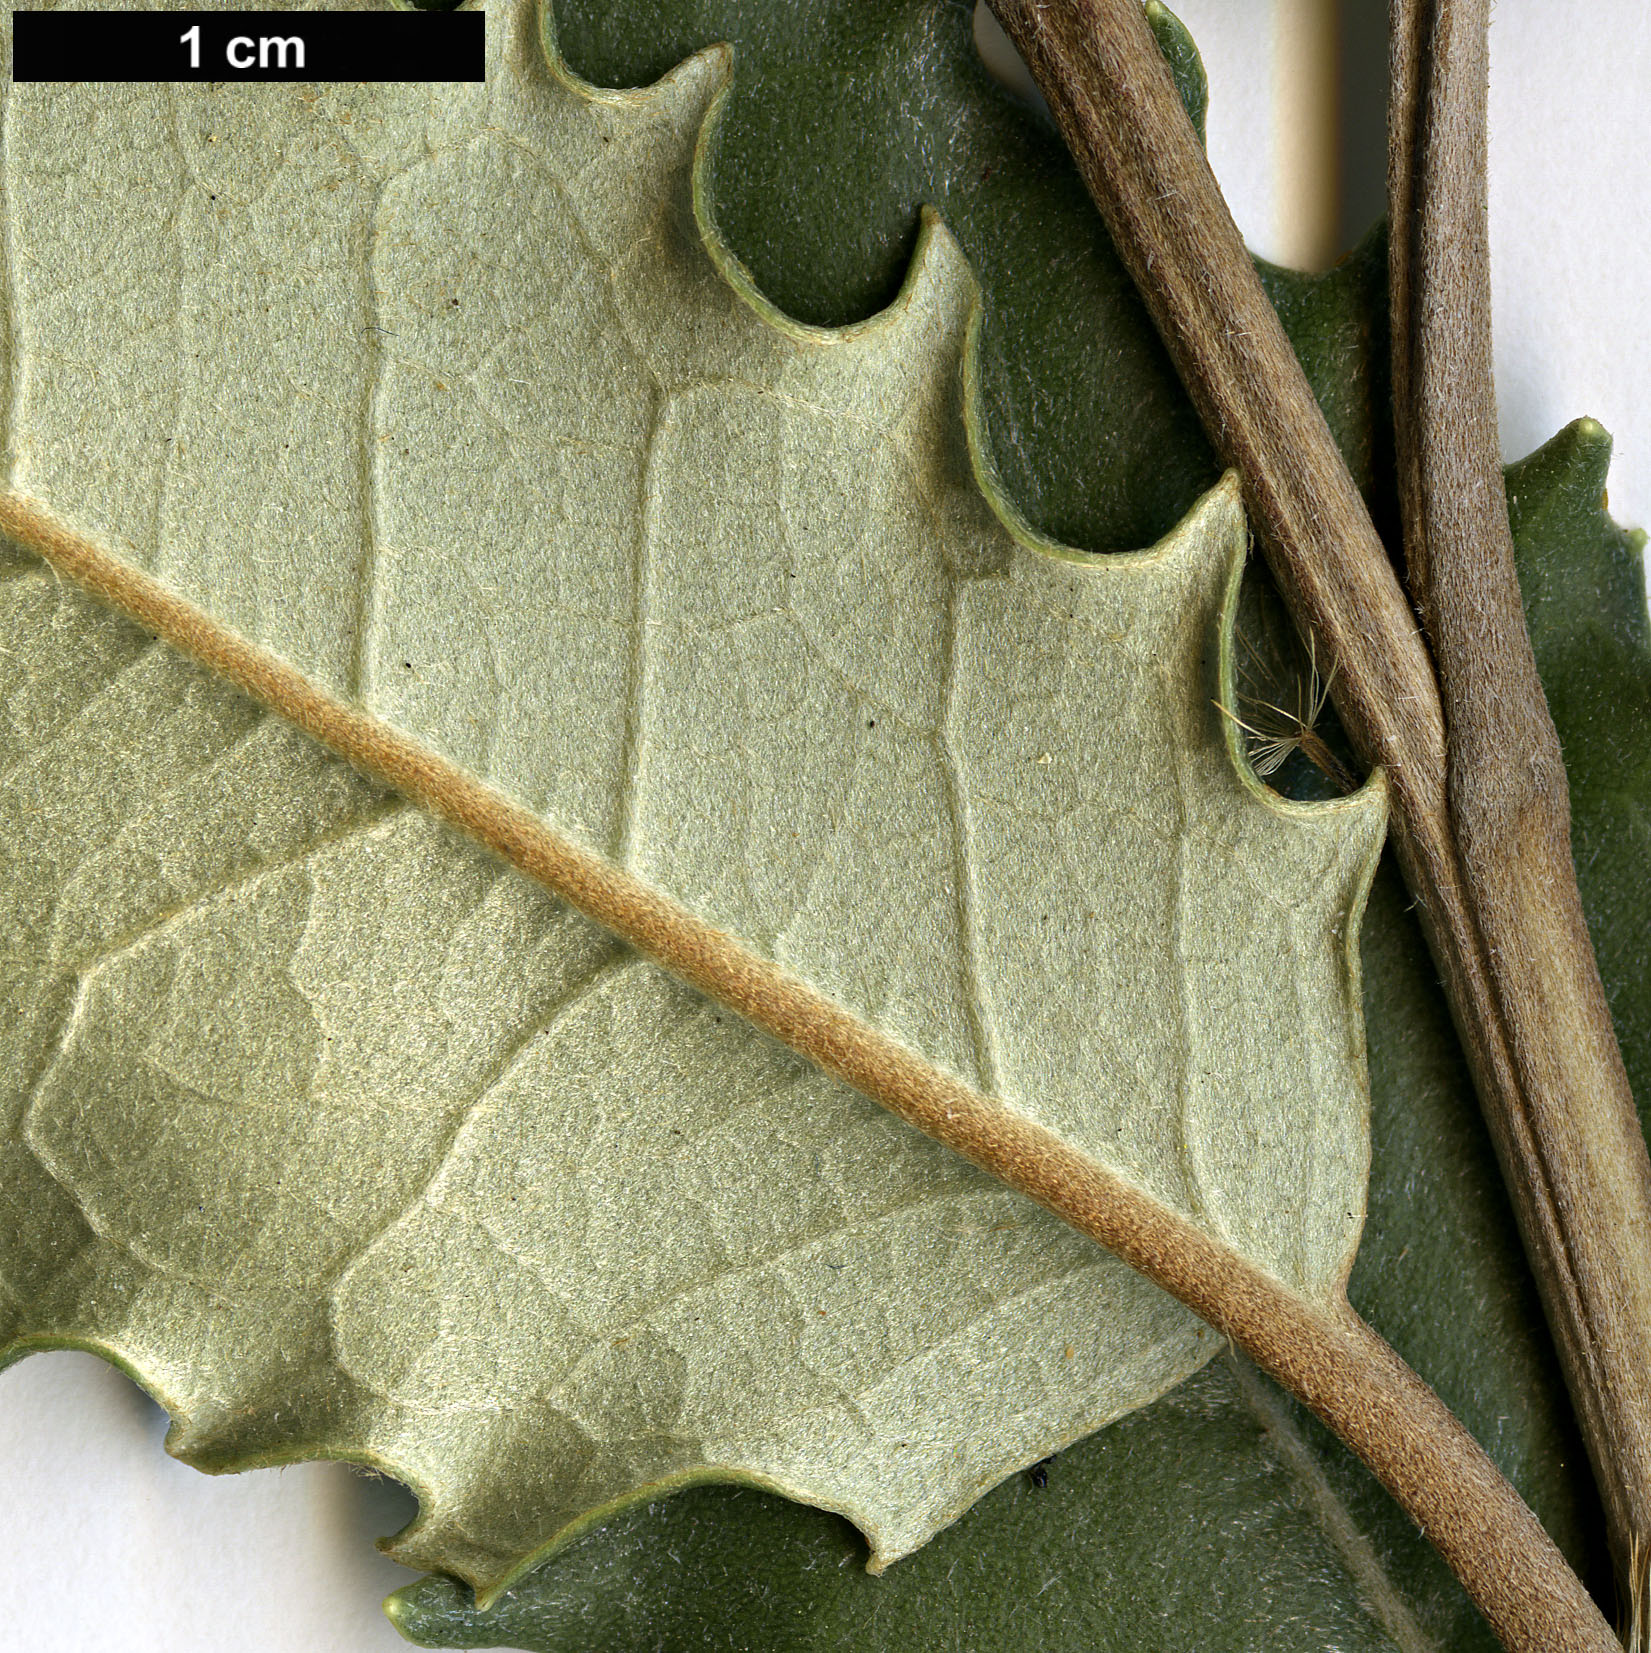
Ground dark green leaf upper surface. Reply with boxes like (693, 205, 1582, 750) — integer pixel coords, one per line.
(1506, 420, 1651, 1133)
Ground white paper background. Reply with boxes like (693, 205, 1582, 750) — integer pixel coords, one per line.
(4, 2, 1646, 1646)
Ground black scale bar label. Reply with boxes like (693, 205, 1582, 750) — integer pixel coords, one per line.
(13, 10, 485, 83)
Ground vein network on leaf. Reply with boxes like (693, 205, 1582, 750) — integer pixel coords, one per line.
(0, 0, 1384, 1606)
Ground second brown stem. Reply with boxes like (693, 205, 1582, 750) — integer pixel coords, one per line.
(1390, 0, 1651, 1603)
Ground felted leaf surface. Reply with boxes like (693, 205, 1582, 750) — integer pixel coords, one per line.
(381, 490, 1616, 1653)
(0, 521, 1195, 1595)
(377, 458, 1626, 1653)
(378, 6, 1614, 1647)
(0, 0, 1384, 1601)
(389, 1352, 1428, 1653)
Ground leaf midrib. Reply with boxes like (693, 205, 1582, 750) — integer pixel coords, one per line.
(0, 482, 1328, 1366)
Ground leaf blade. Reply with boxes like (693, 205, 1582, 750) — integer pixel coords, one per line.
(1, 0, 1385, 1600)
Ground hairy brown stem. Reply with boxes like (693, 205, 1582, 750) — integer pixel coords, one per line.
(1391, 0, 1651, 1605)
(985, 0, 1647, 1646)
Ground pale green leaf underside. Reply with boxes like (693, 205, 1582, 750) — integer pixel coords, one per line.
(0, 0, 1383, 1595)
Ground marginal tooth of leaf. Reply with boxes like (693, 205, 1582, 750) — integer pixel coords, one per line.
(1, 0, 1388, 1594)
(948, 477, 1384, 1289)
